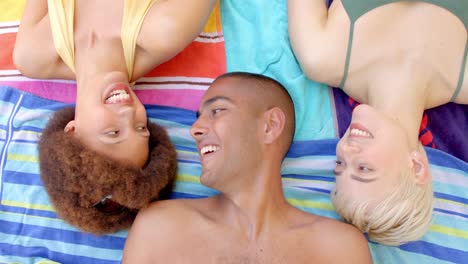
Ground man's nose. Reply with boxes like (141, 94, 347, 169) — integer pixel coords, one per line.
(190, 117, 208, 139)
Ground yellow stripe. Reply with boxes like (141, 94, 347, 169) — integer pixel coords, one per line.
(283, 178, 330, 184)
(37, 261, 60, 264)
(430, 224, 468, 239)
(436, 198, 467, 208)
(202, 0, 222, 33)
(8, 153, 38, 163)
(177, 149, 198, 156)
(287, 198, 334, 211)
(0, 0, 26, 22)
(176, 174, 201, 183)
(1, 210, 60, 222)
(2, 200, 55, 212)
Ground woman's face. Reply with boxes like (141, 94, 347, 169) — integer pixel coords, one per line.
(334, 104, 412, 202)
(68, 71, 150, 168)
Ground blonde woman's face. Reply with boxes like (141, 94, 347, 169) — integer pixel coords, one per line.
(334, 104, 412, 202)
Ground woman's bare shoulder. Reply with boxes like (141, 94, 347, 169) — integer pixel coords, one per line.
(14, 1, 74, 79)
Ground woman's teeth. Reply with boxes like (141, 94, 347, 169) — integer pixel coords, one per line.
(350, 128, 372, 137)
(105, 90, 130, 103)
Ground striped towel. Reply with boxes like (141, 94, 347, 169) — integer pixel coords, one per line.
(221, 0, 468, 263)
(0, 1, 225, 263)
(1, 0, 467, 263)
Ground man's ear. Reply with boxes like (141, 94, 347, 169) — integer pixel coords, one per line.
(410, 151, 430, 185)
(263, 107, 285, 144)
(64, 120, 76, 134)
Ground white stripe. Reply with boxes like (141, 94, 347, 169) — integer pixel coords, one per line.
(199, 32, 223, 38)
(434, 199, 468, 215)
(0, 70, 21, 76)
(432, 166, 468, 188)
(134, 83, 208, 91)
(194, 36, 224, 43)
(0, 21, 20, 27)
(283, 158, 335, 170)
(12, 130, 41, 142)
(0, 75, 76, 84)
(166, 126, 192, 139)
(0, 27, 18, 34)
(0, 93, 23, 192)
(136, 76, 215, 83)
(133, 76, 213, 91)
(0, 129, 6, 140)
(0, 103, 13, 117)
(283, 179, 334, 190)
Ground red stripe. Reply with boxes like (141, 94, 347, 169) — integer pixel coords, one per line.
(146, 41, 226, 78)
(0, 33, 16, 70)
(1, 33, 226, 78)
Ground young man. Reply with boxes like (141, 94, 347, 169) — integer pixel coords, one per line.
(122, 72, 372, 263)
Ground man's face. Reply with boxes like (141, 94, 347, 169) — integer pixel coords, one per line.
(190, 77, 263, 190)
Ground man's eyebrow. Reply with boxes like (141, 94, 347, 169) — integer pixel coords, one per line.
(351, 174, 377, 183)
(196, 96, 235, 118)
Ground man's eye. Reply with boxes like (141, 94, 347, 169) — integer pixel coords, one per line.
(137, 126, 147, 131)
(211, 108, 225, 116)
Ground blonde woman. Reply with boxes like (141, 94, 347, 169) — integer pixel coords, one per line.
(288, 0, 467, 245)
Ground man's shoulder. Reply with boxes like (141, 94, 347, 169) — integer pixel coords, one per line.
(122, 198, 215, 262)
(294, 214, 372, 263)
(301, 214, 366, 243)
(127, 198, 212, 242)
(138, 197, 211, 222)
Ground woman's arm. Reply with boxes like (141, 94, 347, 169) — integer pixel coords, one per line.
(13, 0, 73, 79)
(288, 0, 347, 84)
(135, 0, 217, 73)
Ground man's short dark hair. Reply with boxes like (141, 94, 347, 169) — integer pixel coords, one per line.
(216, 71, 296, 152)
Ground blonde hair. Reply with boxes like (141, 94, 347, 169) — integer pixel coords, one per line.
(331, 169, 433, 246)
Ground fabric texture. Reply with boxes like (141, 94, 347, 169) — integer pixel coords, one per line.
(0, 0, 466, 263)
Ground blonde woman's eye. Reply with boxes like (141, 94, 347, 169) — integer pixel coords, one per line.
(335, 160, 343, 166)
(358, 165, 372, 172)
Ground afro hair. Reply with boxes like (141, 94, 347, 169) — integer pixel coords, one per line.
(38, 107, 177, 234)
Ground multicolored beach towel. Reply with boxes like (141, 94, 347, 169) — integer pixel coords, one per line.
(0, 0, 467, 263)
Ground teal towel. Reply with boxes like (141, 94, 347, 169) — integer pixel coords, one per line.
(221, 0, 336, 140)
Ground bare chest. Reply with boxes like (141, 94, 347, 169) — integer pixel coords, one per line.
(331, 2, 467, 104)
(73, 0, 124, 43)
(169, 231, 322, 264)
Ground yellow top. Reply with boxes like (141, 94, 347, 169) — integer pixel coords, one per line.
(48, 0, 156, 80)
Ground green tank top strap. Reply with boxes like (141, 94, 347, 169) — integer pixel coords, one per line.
(339, 0, 468, 100)
(341, 0, 468, 30)
(451, 39, 468, 102)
